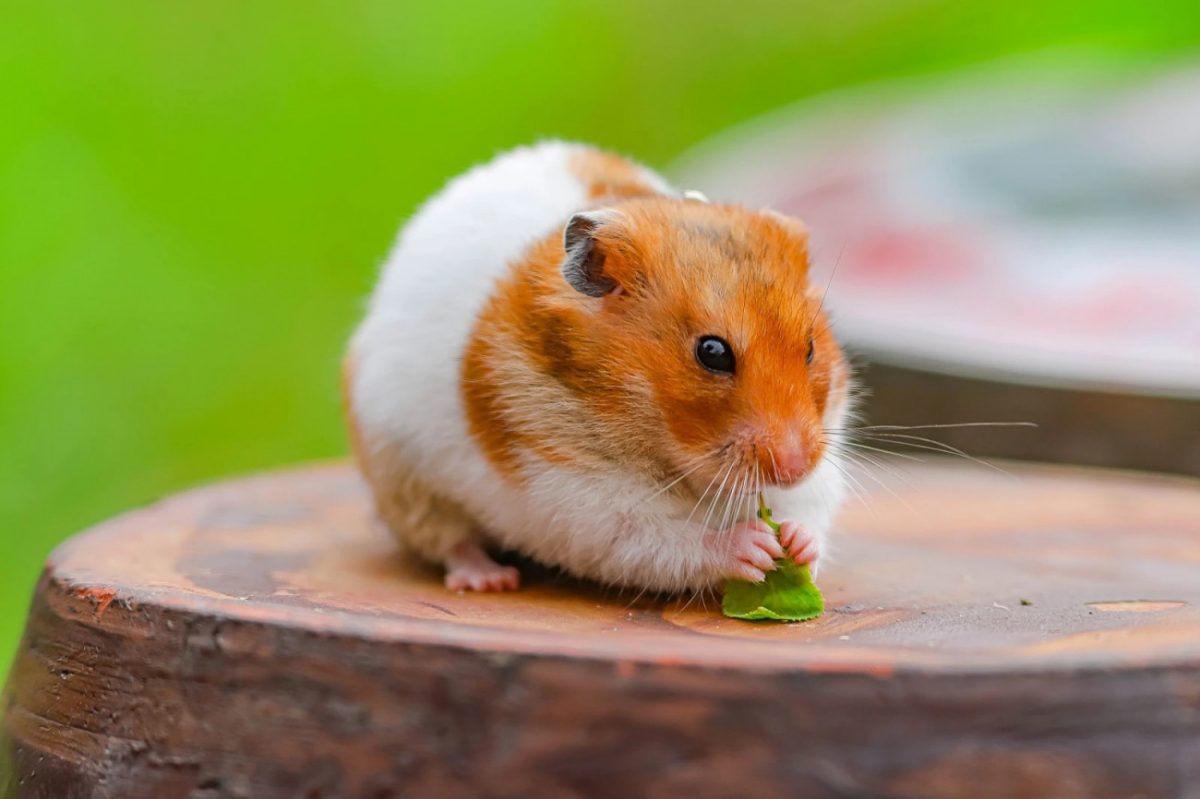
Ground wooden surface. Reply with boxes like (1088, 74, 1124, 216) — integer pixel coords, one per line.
(4, 460, 1200, 798)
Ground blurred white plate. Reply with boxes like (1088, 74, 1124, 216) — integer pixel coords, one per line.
(674, 57, 1200, 399)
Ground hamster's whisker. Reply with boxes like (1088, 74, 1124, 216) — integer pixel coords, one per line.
(681, 449, 732, 526)
(633, 448, 724, 609)
(813, 241, 845, 323)
(840, 441, 923, 463)
(621, 585, 646, 611)
(711, 470, 733, 540)
(854, 432, 1013, 476)
(621, 570, 657, 612)
(729, 467, 750, 530)
(691, 451, 734, 525)
(752, 462, 762, 530)
(838, 451, 911, 507)
(858, 431, 970, 448)
(824, 456, 874, 514)
(842, 448, 911, 485)
(824, 440, 869, 504)
(694, 457, 736, 534)
(712, 466, 741, 543)
(836, 421, 1037, 432)
(639, 452, 718, 506)
(756, 461, 763, 511)
(729, 470, 739, 537)
(835, 423, 1016, 477)
(823, 419, 1035, 485)
(677, 584, 705, 617)
(731, 468, 751, 530)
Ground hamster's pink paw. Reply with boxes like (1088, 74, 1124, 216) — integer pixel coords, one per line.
(444, 542, 520, 592)
(445, 562, 520, 592)
(778, 520, 820, 569)
(722, 520, 785, 583)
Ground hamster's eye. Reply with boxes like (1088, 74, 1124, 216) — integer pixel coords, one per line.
(806, 337, 815, 365)
(696, 336, 735, 375)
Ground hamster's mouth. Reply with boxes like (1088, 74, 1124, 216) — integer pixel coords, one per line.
(683, 466, 809, 499)
(678, 438, 823, 498)
(686, 458, 825, 494)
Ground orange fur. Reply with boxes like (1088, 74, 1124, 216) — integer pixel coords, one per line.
(461, 176, 847, 494)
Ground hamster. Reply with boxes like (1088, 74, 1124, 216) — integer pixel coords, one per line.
(344, 141, 853, 595)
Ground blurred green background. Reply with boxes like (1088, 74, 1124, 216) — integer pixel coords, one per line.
(2, 1, 1197, 675)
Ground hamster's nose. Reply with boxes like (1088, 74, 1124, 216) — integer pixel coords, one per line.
(766, 444, 817, 486)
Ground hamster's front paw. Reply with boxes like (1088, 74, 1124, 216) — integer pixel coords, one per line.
(721, 520, 785, 583)
(778, 520, 821, 574)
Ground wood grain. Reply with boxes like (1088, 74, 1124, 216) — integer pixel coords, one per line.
(4, 460, 1200, 798)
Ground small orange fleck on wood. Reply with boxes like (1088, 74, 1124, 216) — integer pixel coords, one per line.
(73, 586, 118, 618)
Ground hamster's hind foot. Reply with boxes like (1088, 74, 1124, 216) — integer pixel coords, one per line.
(444, 541, 521, 592)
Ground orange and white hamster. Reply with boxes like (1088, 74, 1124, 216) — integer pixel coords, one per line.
(345, 141, 853, 594)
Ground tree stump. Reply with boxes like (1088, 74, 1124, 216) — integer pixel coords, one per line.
(3, 460, 1199, 798)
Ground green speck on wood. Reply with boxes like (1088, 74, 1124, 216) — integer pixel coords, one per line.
(722, 493, 824, 622)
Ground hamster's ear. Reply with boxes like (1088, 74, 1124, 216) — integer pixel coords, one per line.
(763, 208, 810, 241)
(762, 208, 811, 268)
(562, 209, 623, 297)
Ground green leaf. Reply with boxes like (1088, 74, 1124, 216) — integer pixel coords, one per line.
(721, 494, 824, 622)
(722, 558, 824, 621)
